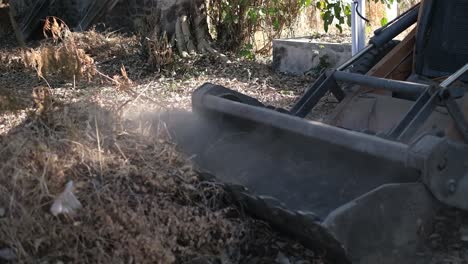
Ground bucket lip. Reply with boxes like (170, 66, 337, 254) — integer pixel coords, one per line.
(200, 169, 434, 264)
(196, 171, 351, 264)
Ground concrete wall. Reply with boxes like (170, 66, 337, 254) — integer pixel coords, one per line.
(270, 1, 416, 75)
(253, 1, 404, 53)
(272, 38, 352, 75)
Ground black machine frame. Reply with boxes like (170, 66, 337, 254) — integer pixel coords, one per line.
(197, 2, 468, 145)
(186, 3, 468, 262)
(190, 1, 468, 212)
(284, 2, 468, 144)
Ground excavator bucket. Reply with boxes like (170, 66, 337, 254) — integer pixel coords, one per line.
(166, 1, 468, 263)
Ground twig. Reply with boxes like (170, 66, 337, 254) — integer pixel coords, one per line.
(40, 156, 51, 197)
(115, 99, 133, 113)
(94, 114, 103, 178)
(133, 80, 155, 102)
(38, 72, 53, 90)
(114, 142, 128, 161)
(95, 69, 118, 84)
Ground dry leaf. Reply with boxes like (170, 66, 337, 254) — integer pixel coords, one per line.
(113, 64, 133, 91)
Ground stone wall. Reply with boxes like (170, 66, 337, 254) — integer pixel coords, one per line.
(272, 38, 352, 75)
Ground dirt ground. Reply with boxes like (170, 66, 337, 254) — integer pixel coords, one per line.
(0, 30, 326, 264)
(0, 28, 467, 264)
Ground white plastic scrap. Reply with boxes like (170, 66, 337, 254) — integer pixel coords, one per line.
(0, 248, 16, 261)
(50, 181, 82, 216)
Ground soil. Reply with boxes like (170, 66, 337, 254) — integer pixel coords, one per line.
(0, 28, 467, 264)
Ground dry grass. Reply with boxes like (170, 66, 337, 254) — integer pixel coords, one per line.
(0, 88, 321, 263)
(0, 34, 316, 263)
(22, 17, 96, 82)
(1, 102, 206, 263)
(0, 26, 322, 262)
(71, 28, 139, 62)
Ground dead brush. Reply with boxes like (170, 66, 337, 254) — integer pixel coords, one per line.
(146, 32, 174, 71)
(42, 16, 69, 42)
(31, 86, 54, 116)
(22, 16, 96, 81)
(140, 12, 174, 71)
(72, 28, 139, 61)
(112, 65, 133, 92)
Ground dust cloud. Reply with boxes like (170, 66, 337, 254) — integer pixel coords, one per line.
(140, 108, 417, 219)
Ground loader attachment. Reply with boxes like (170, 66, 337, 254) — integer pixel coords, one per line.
(165, 79, 468, 264)
(188, 85, 421, 219)
(165, 2, 468, 263)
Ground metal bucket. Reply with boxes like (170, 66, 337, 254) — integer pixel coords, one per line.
(160, 83, 468, 264)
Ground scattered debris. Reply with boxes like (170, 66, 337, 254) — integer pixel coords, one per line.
(0, 52, 23, 71)
(0, 207, 5, 218)
(50, 181, 82, 217)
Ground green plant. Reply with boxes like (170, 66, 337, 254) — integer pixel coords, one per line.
(307, 54, 331, 76)
(239, 43, 255, 60)
(380, 16, 389, 26)
(316, 0, 351, 32)
(315, 0, 399, 33)
(208, 0, 311, 52)
(207, 0, 399, 52)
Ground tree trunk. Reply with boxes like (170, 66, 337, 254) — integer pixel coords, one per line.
(103, 0, 216, 56)
(0, 4, 11, 38)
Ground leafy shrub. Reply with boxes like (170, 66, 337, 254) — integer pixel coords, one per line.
(208, 0, 397, 52)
